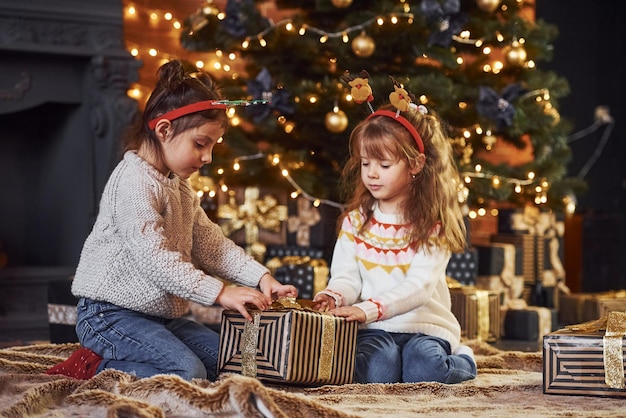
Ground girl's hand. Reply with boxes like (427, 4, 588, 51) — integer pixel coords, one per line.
(312, 293, 336, 312)
(330, 306, 366, 323)
(215, 286, 271, 321)
(258, 273, 298, 301)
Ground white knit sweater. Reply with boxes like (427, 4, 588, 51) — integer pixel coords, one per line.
(317, 205, 462, 351)
(72, 151, 268, 318)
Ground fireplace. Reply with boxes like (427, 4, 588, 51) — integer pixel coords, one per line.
(0, 0, 139, 342)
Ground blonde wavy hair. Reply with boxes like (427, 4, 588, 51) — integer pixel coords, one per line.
(338, 104, 467, 252)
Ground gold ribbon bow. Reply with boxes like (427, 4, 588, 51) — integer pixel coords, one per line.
(566, 311, 626, 389)
(240, 297, 336, 380)
(218, 187, 287, 245)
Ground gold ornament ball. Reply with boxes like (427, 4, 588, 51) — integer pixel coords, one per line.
(504, 44, 527, 67)
(351, 33, 375, 58)
(325, 109, 348, 133)
(476, 0, 500, 12)
(331, 0, 353, 8)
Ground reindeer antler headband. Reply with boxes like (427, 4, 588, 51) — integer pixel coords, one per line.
(342, 71, 426, 154)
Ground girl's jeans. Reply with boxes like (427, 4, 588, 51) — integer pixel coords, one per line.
(354, 329, 477, 384)
(76, 297, 220, 381)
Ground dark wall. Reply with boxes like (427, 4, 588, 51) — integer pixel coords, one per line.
(536, 1, 626, 290)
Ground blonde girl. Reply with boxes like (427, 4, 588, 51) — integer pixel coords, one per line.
(314, 103, 476, 384)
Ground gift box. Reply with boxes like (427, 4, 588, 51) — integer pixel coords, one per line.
(47, 277, 79, 343)
(560, 291, 626, 325)
(476, 243, 523, 277)
(286, 197, 341, 252)
(475, 275, 524, 306)
(450, 287, 501, 342)
(445, 248, 478, 285)
(543, 312, 626, 397)
(218, 298, 357, 385)
(265, 253, 329, 299)
(503, 305, 556, 341)
(581, 291, 626, 323)
(559, 292, 592, 326)
(491, 233, 545, 286)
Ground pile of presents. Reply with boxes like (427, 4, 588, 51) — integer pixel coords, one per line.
(46, 187, 626, 395)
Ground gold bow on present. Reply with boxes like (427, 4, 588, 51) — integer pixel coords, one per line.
(287, 197, 321, 247)
(218, 187, 287, 254)
(566, 311, 626, 389)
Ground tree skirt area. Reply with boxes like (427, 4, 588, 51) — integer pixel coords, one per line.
(1, 341, 625, 418)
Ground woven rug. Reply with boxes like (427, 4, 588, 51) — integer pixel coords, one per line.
(1, 341, 625, 417)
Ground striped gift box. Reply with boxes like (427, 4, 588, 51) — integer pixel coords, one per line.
(450, 287, 501, 342)
(543, 329, 626, 397)
(218, 307, 357, 385)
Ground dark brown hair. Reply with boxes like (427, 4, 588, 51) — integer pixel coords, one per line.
(124, 60, 228, 157)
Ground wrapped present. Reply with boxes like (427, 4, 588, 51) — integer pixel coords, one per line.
(286, 197, 340, 251)
(581, 291, 626, 323)
(47, 277, 79, 344)
(266, 254, 329, 299)
(560, 291, 626, 325)
(218, 298, 357, 385)
(476, 275, 524, 306)
(450, 286, 501, 342)
(503, 304, 556, 341)
(491, 233, 544, 286)
(543, 312, 626, 397)
(559, 292, 595, 326)
(445, 248, 478, 285)
(475, 242, 523, 304)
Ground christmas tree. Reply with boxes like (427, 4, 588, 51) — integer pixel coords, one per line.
(179, 0, 584, 214)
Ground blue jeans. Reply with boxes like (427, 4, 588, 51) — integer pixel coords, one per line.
(76, 298, 220, 381)
(354, 329, 477, 384)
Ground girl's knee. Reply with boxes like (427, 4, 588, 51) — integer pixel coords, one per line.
(170, 355, 207, 380)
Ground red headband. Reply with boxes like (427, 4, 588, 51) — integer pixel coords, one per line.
(367, 110, 425, 154)
(148, 100, 228, 130)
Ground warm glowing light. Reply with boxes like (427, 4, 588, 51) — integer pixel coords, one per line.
(475, 164, 482, 172)
(173, 21, 181, 30)
(148, 48, 157, 57)
(527, 172, 535, 180)
(130, 48, 139, 56)
(164, 12, 172, 21)
(477, 207, 486, 216)
(233, 161, 240, 171)
(377, 17, 384, 25)
(281, 169, 289, 177)
(195, 61, 204, 68)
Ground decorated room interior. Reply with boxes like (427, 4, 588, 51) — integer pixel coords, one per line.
(1, 0, 625, 416)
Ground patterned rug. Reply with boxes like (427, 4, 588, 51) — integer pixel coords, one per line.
(0, 341, 624, 417)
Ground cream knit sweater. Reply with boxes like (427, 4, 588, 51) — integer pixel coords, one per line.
(72, 151, 268, 318)
(318, 205, 462, 351)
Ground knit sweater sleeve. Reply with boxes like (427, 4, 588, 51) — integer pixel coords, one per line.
(191, 203, 268, 288)
(114, 174, 226, 307)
